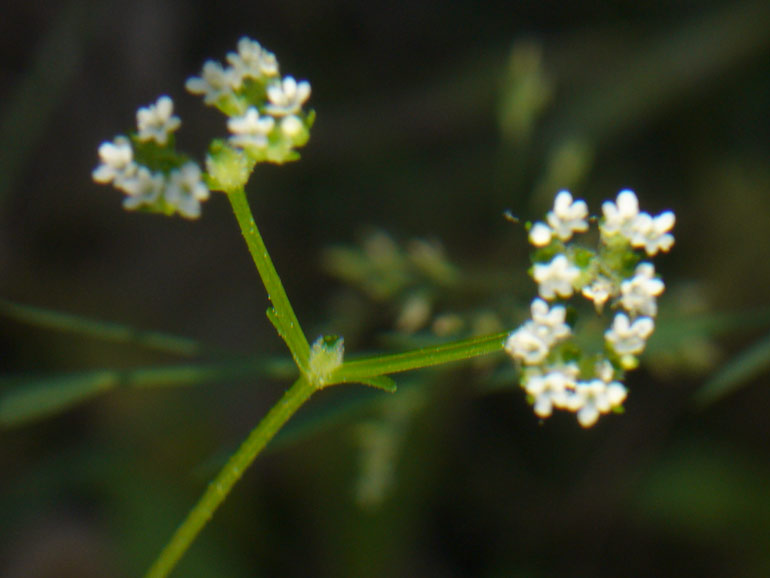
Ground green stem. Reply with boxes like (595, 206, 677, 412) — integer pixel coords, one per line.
(330, 331, 508, 384)
(144, 375, 315, 578)
(228, 189, 311, 372)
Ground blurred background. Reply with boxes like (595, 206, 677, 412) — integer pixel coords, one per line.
(2, 0, 770, 576)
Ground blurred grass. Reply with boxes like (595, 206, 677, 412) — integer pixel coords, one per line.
(694, 331, 770, 407)
(0, 298, 213, 357)
(0, 357, 295, 428)
(0, 1, 87, 203)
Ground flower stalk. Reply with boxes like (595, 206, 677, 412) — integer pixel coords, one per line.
(228, 188, 311, 373)
(144, 375, 315, 578)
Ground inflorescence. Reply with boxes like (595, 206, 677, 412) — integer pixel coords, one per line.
(93, 38, 314, 218)
(505, 190, 675, 427)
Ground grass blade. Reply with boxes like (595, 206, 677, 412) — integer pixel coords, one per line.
(0, 299, 216, 357)
(694, 331, 770, 407)
(0, 357, 295, 428)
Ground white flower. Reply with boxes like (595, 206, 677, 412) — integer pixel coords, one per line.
(595, 359, 615, 383)
(529, 298, 570, 344)
(280, 115, 304, 139)
(524, 364, 579, 418)
(120, 166, 165, 209)
(620, 263, 665, 316)
(533, 254, 580, 299)
(186, 60, 237, 104)
(136, 96, 181, 145)
(227, 107, 275, 150)
(605, 313, 654, 356)
(505, 299, 571, 366)
(601, 189, 640, 239)
(505, 324, 550, 365)
(226, 37, 279, 86)
(93, 136, 136, 184)
(573, 379, 627, 427)
(164, 162, 209, 219)
(546, 190, 589, 241)
(581, 275, 615, 312)
(265, 76, 311, 116)
(630, 211, 675, 256)
(528, 222, 552, 247)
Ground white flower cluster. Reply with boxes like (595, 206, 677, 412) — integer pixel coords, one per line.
(185, 37, 312, 164)
(92, 97, 209, 219)
(506, 189, 675, 427)
(600, 189, 675, 255)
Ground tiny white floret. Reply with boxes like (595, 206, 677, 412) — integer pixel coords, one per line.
(524, 364, 579, 418)
(280, 115, 304, 139)
(265, 76, 311, 116)
(136, 96, 181, 145)
(601, 189, 640, 239)
(581, 275, 616, 312)
(164, 162, 210, 219)
(505, 324, 550, 365)
(529, 222, 552, 247)
(605, 313, 654, 356)
(120, 166, 165, 209)
(533, 254, 580, 300)
(227, 107, 275, 150)
(226, 37, 279, 87)
(630, 211, 676, 256)
(573, 379, 627, 427)
(186, 60, 237, 104)
(93, 136, 136, 184)
(595, 359, 615, 383)
(546, 190, 589, 241)
(529, 298, 571, 344)
(620, 262, 665, 316)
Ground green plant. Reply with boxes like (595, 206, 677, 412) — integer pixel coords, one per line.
(83, 37, 681, 577)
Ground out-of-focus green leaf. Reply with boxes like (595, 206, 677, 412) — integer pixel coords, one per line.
(0, 371, 115, 428)
(0, 2, 86, 201)
(632, 441, 770, 539)
(543, 0, 770, 148)
(0, 298, 219, 357)
(0, 358, 295, 428)
(0, 446, 245, 578)
(649, 307, 770, 350)
(693, 331, 770, 407)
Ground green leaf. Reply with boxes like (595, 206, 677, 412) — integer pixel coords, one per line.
(0, 2, 86, 203)
(693, 331, 770, 407)
(0, 358, 295, 428)
(649, 307, 770, 351)
(0, 299, 214, 357)
(0, 371, 115, 427)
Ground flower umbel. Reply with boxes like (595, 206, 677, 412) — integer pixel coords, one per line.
(508, 189, 674, 427)
(185, 36, 314, 168)
(94, 37, 315, 216)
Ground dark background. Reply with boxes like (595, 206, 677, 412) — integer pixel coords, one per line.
(2, 1, 770, 576)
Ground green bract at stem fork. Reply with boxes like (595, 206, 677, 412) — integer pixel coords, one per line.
(145, 187, 507, 578)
